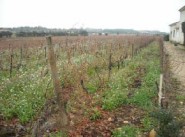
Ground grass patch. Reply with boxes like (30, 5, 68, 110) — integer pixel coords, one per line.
(128, 89, 155, 110)
(141, 115, 157, 132)
(102, 88, 128, 110)
(102, 67, 131, 110)
(127, 43, 160, 110)
(0, 68, 52, 123)
(176, 95, 185, 102)
(102, 42, 160, 110)
(89, 108, 102, 121)
(112, 125, 140, 137)
(49, 131, 67, 137)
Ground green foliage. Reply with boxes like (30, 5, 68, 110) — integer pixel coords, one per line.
(87, 67, 96, 77)
(127, 44, 160, 109)
(0, 36, 158, 128)
(0, 68, 52, 123)
(176, 95, 185, 102)
(102, 89, 127, 110)
(89, 108, 102, 121)
(49, 131, 67, 137)
(86, 67, 100, 93)
(128, 90, 155, 110)
(127, 70, 158, 110)
(86, 83, 98, 93)
(112, 125, 140, 137)
(141, 116, 157, 132)
(150, 109, 183, 137)
(72, 54, 94, 65)
(102, 43, 160, 110)
(102, 67, 130, 110)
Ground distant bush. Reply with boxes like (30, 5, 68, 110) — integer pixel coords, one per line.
(163, 34, 169, 41)
(15, 30, 88, 37)
(0, 31, 12, 38)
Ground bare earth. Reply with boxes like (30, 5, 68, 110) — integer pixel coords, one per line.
(164, 42, 185, 87)
(164, 42, 185, 136)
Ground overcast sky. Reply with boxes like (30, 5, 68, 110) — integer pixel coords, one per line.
(0, 0, 185, 32)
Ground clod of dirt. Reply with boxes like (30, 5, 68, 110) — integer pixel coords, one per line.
(0, 125, 16, 137)
(15, 124, 26, 136)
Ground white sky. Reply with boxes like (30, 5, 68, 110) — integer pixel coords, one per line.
(0, 0, 185, 32)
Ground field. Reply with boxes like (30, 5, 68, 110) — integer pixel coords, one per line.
(0, 35, 165, 136)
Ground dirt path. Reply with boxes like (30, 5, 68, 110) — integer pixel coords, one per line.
(164, 42, 185, 87)
(164, 42, 185, 136)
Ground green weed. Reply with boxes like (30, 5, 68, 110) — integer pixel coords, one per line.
(89, 108, 102, 120)
(141, 115, 157, 132)
(49, 131, 67, 137)
(112, 125, 140, 137)
(102, 43, 160, 110)
(0, 67, 52, 123)
(127, 44, 160, 110)
(176, 95, 185, 102)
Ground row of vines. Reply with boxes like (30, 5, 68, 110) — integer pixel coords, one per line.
(0, 35, 161, 136)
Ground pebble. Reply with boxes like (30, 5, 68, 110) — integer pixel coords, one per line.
(108, 117, 114, 122)
(123, 121, 129, 124)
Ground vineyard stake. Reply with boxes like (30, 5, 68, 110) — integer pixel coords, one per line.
(9, 48, 13, 78)
(46, 36, 68, 128)
(131, 44, 134, 58)
(158, 74, 163, 108)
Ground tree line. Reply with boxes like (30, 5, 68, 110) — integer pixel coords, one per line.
(0, 27, 88, 38)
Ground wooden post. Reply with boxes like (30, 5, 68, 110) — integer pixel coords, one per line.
(44, 46, 47, 63)
(46, 36, 68, 127)
(117, 61, 120, 70)
(0, 59, 2, 70)
(9, 48, 13, 78)
(9, 44, 11, 51)
(158, 74, 163, 108)
(108, 49, 112, 81)
(131, 44, 134, 58)
(67, 49, 71, 64)
(20, 46, 23, 66)
(44, 46, 47, 58)
(159, 39, 164, 73)
(21, 46, 23, 59)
